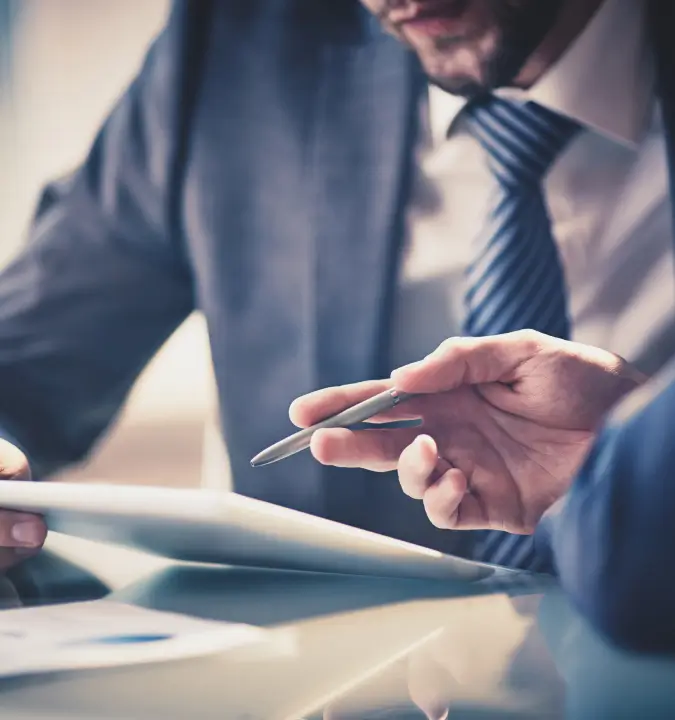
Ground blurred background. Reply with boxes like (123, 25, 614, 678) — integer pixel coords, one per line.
(0, 0, 228, 490)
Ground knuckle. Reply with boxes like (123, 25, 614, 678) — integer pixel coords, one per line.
(434, 336, 470, 360)
(436, 337, 456, 355)
(423, 494, 452, 530)
(514, 329, 544, 352)
(336, 385, 355, 403)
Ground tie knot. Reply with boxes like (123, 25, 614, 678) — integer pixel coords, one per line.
(461, 96, 580, 186)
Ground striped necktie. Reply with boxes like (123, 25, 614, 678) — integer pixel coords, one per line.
(461, 96, 580, 571)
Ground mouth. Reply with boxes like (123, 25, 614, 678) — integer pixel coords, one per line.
(387, 0, 470, 25)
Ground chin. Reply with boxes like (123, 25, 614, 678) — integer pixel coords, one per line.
(433, 75, 487, 98)
(419, 54, 488, 97)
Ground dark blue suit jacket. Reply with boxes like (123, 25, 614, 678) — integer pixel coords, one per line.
(0, 0, 471, 554)
(536, 0, 675, 652)
(0, 0, 674, 646)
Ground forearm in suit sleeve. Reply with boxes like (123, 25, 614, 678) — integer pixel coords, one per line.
(537, 362, 675, 652)
(0, 1, 211, 476)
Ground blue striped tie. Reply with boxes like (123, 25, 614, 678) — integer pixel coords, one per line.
(461, 97, 580, 571)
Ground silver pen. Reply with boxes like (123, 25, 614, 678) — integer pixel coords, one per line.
(250, 388, 416, 467)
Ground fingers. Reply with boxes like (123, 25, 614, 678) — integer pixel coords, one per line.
(0, 509, 47, 550)
(423, 469, 468, 529)
(398, 434, 440, 499)
(397, 435, 468, 528)
(390, 330, 547, 394)
(311, 428, 490, 530)
(397, 435, 495, 530)
(0, 509, 46, 572)
(289, 379, 393, 428)
(310, 426, 420, 472)
(0, 440, 46, 570)
(0, 438, 31, 480)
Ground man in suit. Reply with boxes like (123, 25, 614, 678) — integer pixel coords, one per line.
(0, 0, 673, 571)
(292, 329, 675, 650)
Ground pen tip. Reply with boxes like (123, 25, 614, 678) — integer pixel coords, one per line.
(250, 452, 270, 468)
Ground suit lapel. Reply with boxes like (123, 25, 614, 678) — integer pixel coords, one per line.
(308, 26, 423, 389)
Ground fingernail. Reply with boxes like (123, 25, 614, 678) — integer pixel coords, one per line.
(11, 521, 43, 547)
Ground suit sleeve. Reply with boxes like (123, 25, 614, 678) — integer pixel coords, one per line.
(0, 1, 211, 476)
(536, 361, 675, 652)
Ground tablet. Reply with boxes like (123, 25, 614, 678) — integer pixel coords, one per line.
(0, 481, 495, 582)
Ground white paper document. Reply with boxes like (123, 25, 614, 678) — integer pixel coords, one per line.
(0, 600, 275, 678)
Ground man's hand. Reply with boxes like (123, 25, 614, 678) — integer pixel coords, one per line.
(290, 331, 646, 534)
(0, 439, 46, 570)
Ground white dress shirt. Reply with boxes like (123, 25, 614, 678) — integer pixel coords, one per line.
(391, 0, 675, 375)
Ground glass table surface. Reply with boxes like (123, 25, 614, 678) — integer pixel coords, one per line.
(0, 533, 673, 719)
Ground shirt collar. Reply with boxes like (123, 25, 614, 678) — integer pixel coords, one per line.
(429, 0, 653, 149)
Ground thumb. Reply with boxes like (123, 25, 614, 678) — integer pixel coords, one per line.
(391, 331, 544, 394)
